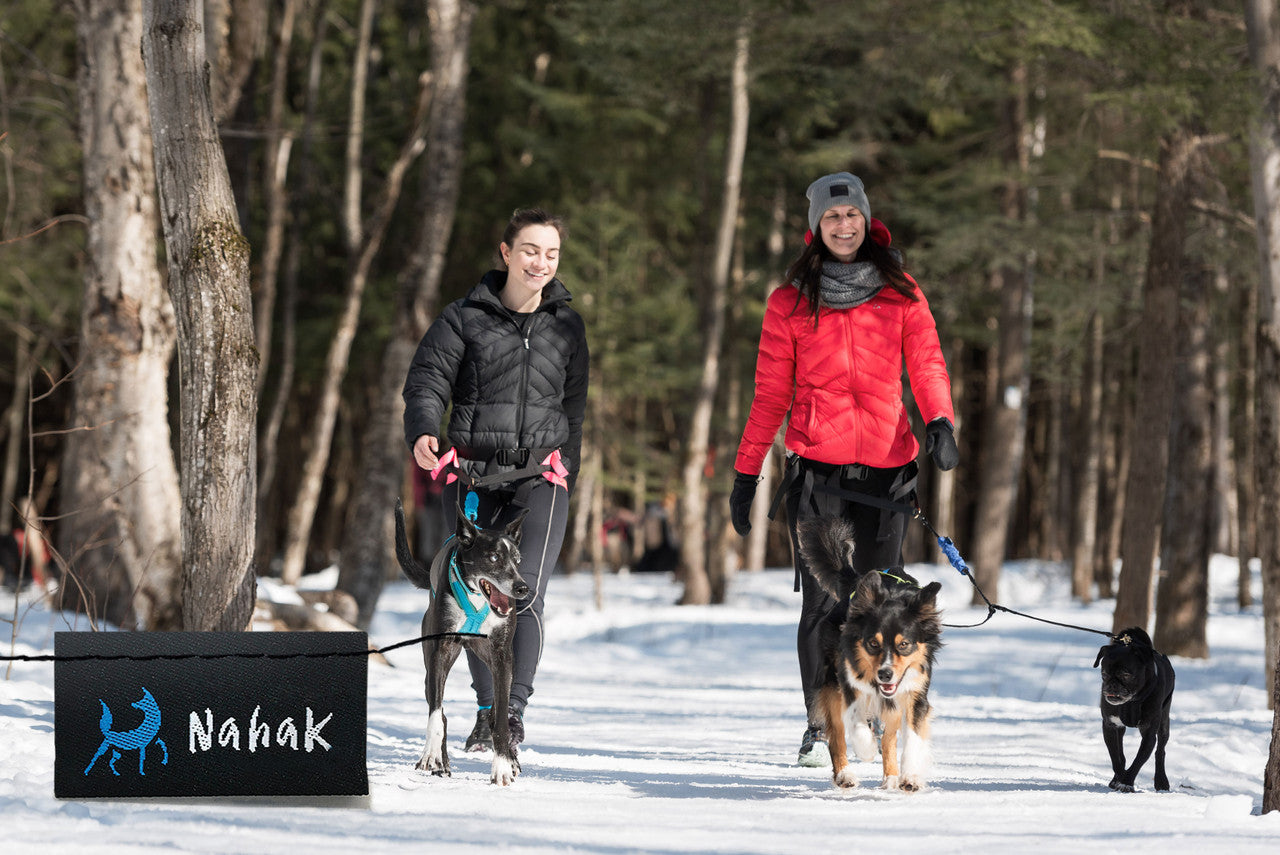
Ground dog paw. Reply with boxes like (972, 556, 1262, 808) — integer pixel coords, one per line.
(417, 746, 449, 777)
(1108, 779, 1135, 793)
(491, 754, 519, 786)
(415, 757, 451, 777)
(880, 775, 900, 790)
(1154, 775, 1170, 792)
(898, 775, 924, 793)
(833, 767, 859, 789)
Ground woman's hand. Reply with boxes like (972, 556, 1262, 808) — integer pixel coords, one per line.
(413, 434, 440, 471)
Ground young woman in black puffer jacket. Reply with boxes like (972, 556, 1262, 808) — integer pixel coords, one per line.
(403, 207, 588, 754)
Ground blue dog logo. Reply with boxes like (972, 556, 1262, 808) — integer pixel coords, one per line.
(84, 687, 169, 777)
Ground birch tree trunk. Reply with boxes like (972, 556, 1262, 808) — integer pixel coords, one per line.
(336, 0, 475, 626)
(679, 17, 748, 605)
(143, 0, 258, 631)
(1112, 128, 1196, 634)
(60, 0, 181, 631)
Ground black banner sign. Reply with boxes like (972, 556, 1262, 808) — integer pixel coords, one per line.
(54, 631, 368, 799)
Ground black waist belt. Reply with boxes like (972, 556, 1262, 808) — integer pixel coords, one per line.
(769, 455, 920, 592)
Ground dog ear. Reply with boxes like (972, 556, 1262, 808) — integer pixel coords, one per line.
(851, 571, 883, 612)
(505, 508, 531, 544)
(1093, 646, 1108, 668)
(918, 580, 942, 606)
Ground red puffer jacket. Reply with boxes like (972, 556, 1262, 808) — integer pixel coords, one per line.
(734, 234, 954, 476)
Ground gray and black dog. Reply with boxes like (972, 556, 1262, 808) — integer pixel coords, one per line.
(1093, 626, 1175, 793)
(394, 497, 529, 786)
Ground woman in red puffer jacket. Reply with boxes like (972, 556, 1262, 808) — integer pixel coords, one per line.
(728, 172, 958, 768)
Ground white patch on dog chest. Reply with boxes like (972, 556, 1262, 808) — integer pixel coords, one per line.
(1107, 715, 1125, 728)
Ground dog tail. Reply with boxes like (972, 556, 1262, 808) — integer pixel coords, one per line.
(394, 498, 434, 590)
(795, 515, 857, 600)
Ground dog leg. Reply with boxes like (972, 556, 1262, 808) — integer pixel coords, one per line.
(818, 687, 854, 788)
(1153, 704, 1171, 791)
(879, 708, 902, 790)
(1118, 723, 1160, 792)
(846, 691, 878, 762)
(1102, 719, 1129, 791)
(418, 638, 459, 776)
(488, 627, 521, 787)
(898, 709, 931, 792)
(418, 708, 449, 775)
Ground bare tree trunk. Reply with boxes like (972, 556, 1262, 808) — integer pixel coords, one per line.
(60, 0, 182, 631)
(1236, 237, 1260, 610)
(143, 0, 258, 631)
(282, 0, 433, 589)
(1153, 170, 1212, 659)
(1, 317, 35, 531)
(256, 2, 328, 570)
(1113, 129, 1197, 634)
(1244, 0, 1280, 713)
(203, 0, 266, 124)
(1072, 306, 1103, 603)
(336, 0, 475, 626)
(679, 17, 748, 605)
(970, 59, 1033, 606)
(744, 179, 787, 572)
(252, 0, 299, 393)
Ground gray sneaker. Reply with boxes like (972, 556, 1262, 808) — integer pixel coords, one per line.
(797, 724, 830, 767)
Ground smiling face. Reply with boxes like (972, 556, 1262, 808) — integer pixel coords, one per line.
(818, 204, 866, 262)
(499, 223, 561, 311)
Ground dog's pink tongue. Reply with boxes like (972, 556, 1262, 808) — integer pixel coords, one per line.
(488, 588, 511, 614)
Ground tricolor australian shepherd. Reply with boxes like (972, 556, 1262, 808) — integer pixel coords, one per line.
(797, 515, 943, 791)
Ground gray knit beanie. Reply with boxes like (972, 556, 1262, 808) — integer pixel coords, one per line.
(806, 172, 870, 234)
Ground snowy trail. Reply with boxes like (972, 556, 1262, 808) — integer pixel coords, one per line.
(1, 557, 1277, 854)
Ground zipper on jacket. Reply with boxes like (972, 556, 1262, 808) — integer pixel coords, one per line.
(514, 314, 537, 444)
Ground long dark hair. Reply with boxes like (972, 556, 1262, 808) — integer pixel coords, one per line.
(784, 229, 918, 323)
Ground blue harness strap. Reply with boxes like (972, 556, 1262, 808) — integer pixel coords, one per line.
(446, 489, 488, 634)
(448, 553, 490, 634)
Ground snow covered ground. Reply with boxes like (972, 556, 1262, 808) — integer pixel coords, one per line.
(2, 555, 1277, 854)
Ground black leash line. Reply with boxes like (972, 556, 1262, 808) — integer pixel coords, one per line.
(807, 479, 1118, 642)
(0, 630, 487, 664)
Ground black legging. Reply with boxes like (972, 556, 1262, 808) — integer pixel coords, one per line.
(442, 476, 568, 713)
(784, 458, 910, 724)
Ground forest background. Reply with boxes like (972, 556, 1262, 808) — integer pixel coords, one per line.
(5, 0, 1280, 776)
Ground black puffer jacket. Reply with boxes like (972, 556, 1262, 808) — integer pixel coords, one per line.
(403, 270, 589, 483)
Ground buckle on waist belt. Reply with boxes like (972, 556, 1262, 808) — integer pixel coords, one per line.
(494, 448, 530, 466)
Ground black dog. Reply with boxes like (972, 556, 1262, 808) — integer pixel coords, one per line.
(394, 498, 528, 786)
(1093, 626, 1175, 792)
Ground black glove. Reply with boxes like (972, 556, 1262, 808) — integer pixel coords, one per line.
(728, 471, 758, 536)
(925, 418, 959, 471)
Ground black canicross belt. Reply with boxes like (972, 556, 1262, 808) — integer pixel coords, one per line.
(768, 455, 918, 592)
